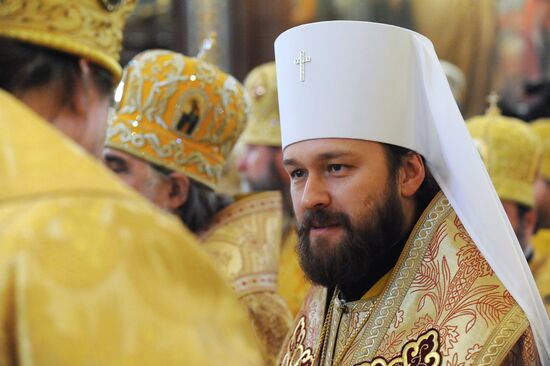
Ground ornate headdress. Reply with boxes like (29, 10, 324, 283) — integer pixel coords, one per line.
(467, 95, 542, 208)
(105, 49, 248, 189)
(240, 62, 281, 147)
(0, 0, 136, 81)
(532, 119, 550, 181)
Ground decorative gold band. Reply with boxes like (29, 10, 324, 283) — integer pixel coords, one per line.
(232, 272, 278, 296)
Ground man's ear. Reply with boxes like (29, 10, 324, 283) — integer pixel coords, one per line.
(166, 172, 191, 211)
(399, 153, 426, 198)
(71, 59, 93, 115)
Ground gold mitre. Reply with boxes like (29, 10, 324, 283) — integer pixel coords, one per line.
(105, 49, 249, 190)
(0, 0, 136, 81)
(240, 62, 281, 147)
(466, 94, 542, 207)
(532, 119, 550, 181)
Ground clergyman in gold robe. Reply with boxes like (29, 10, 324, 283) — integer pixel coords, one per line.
(467, 97, 541, 264)
(238, 61, 310, 317)
(0, 0, 262, 365)
(103, 49, 292, 365)
(274, 21, 549, 365)
(466, 98, 550, 317)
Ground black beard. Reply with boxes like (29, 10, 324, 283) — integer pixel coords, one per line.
(297, 181, 407, 298)
(247, 158, 285, 192)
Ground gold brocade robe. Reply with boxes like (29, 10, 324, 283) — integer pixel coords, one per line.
(278, 193, 539, 366)
(531, 229, 550, 315)
(199, 192, 293, 365)
(0, 91, 262, 365)
(278, 228, 311, 316)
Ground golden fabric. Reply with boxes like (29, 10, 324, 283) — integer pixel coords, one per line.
(467, 107, 542, 207)
(532, 119, 550, 180)
(105, 49, 248, 189)
(531, 229, 550, 316)
(199, 191, 293, 365)
(0, 90, 262, 365)
(534, 229, 550, 259)
(412, 0, 496, 117)
(278, 193, 538, 366)
(0, 0, 135, 81)
(278, 228, 310, 317)
(241, 62, 282, 147)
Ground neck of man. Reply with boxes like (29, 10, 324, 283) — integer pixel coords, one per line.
(339, 232, 409, 302)
(339, 195, 424, 302)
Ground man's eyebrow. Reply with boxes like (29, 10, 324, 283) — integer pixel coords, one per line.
(282, 151, 357, 166)
(282, 158, 299, 166)
(317, 151, 356, 160)
(104, 154, 126, 165)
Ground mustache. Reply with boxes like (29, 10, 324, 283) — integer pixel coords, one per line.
(297, 208, 352, 235)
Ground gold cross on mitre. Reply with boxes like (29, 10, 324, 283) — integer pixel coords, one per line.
(197, 32, 217, 61)
(295, 50, 311, 82)
(486, 91, 501, 116)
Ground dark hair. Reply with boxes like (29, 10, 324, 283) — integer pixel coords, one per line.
(151, 164, 233, 233)
(383, 143, 440, 216)
(0, 37, 114, 103)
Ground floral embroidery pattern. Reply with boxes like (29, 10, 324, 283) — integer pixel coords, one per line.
(394, 310, 404, 328)
(365, 329, 441, 366)
(280, 316, 314, 366)
(375, 212, 517, 365)
(379, 330, 407, 359)
(405, 216, 514, 357)
(445, 352, 465, 366)
(466, 344, 482, 360)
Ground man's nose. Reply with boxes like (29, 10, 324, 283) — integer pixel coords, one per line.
(236, 154, 247, 172)
(301, 174, 330, 210)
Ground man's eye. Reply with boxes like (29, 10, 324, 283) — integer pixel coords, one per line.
(108, 162, 128, 174)
(328, 164, 345, 173)
(290, 169, 306, 179)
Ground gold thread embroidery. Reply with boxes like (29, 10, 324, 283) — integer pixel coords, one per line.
(474, 305, 530, 366)
(281, 316, 315, 366)
(359, 329, 441, 366)
(355, 193, 450, 362)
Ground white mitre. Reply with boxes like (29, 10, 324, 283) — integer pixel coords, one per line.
(275, 21, 550, 361)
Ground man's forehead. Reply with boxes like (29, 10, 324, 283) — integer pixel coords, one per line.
(103, 147, 148, 166)
(282, 138, 382, 161)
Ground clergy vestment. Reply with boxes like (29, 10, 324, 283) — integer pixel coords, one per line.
(278, 228, 311, 317)
(278, 193, 538, 366)
(531, 229, 550, 315)
(0, 90, 262, 365)
(200, 191, 293, 365)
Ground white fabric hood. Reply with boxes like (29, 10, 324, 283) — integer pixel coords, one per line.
(275, 20, 550, 361)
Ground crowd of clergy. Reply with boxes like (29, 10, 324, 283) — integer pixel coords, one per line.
(0, 1, 550, 365)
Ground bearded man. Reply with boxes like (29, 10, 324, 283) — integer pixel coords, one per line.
(467, 98, 550, 318)
(275, 21, 550, 365)
(104, 49, 292, 365)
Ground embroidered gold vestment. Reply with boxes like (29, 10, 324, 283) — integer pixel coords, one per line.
(278, 228, 311, 317)
(200, 191, 293, 365)
(278, 193, 539, 366)
(0, 90, 262, 365)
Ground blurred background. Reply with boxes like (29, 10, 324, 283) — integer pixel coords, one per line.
(121, 0, 550, 120)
